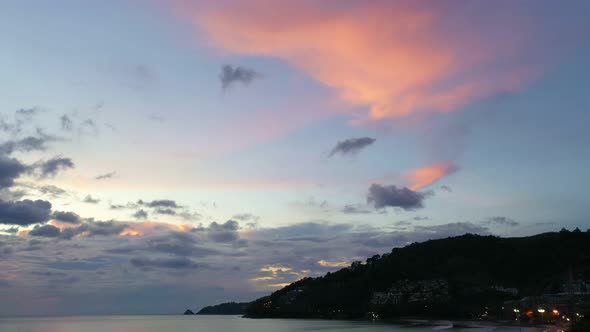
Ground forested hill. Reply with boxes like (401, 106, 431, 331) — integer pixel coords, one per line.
(245, 229, 590, 319)
(196, 302, 250, 315)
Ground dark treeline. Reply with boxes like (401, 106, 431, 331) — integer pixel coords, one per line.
(245, 229, 590, 319)
(197, 302, 250, 315)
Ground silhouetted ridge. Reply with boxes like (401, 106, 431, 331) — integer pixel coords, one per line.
(197, 302, 250, 315)
(245, 230, 590, 319)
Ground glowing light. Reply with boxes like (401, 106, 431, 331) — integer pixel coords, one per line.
(538, 308, 545, 313)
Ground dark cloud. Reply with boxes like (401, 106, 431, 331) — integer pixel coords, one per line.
(440, 185, 452, 192)
(94, 171, 116, 180)
(328, 137, 376, 157)
(12, 183, 70, 199)
(341, 204, 372, 214)
(15, 107, 41, 118)
(37, 185, 69, 198)
(139, 199, 179, 209)
(251, 222, 353, 241)
(83, 195, 100, 204)
(178, 211, 201, 221)
(60, 114, 73, 131)
(79, 119, 98, 136)
(220, 65, 261, 90)
(232, 213, 259, 222)
(155, 208, 176, 216)
(129, 64, 156, 85)
(414, 222, 490, 235)
(59, 220, 128, 239)
(51, 211, 81, 224)
(130, 256, 202, 269)
(0, 108, 42, 135)
(29, 224, 61, 237)
(393, 220, 411, 227)
(133, 209, 148, 220)
(79, 220, 128, 237)
(367, 184, 427, 210)
(0, 156, 28, 189)
(0, 199, 52, 226)
(482, 216, 519, 227)
(3, 226, 19, 234)
(0, 136, 50, 155)
(206, 220, 240, 242)
(297, 197, 329, 211)
(107, 231, 219, 257)
(37, 156, 74, 178)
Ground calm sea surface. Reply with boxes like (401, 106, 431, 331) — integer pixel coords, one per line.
(0, 315, 556, 332)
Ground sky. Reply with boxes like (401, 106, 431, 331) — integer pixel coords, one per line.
(0, 0, 589, 316)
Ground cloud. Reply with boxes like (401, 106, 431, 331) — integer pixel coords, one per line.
(37, 156, 74, 178)
(248, 221, 353, 241)
(482, 216, 519, 227)
(0, 199, 52, 226)
(107, 231, 219, 257)
(328, 137, 376, 157)
(206, 220, 240, 242)
(3, 215, 503, 315)
(130, 257, 203, 269)
(0, 107, 43, 135)
(317, 260, 350, 268)
(367, 184, 427, 210)
(0, 136, 53, 155)
(133, 209, 148, 220)
(155, 208, 176, 216)
(59, 220, 129, 239)
(232, 213, 259, 222)
(51, 211, 81, 224)
(184, 1, 547, 121)
(404, 161, 458, 191)
(29, 224, 61, 237)
(3, 226, 19, 234)
(219, 65, 261, 90)
(12, 183, 70, 199)
(0, 156, 28, 189)
(83, 195, 100, 204)
(94, 171, 117, 180)
(139, 199, 180, 209)
(60, 114, 73, 131)
(341, 204, 372, 214)
(440, 185, 452, 192)
(414, 222, 489, 235)
(79, 119, 98, 136)
(15, 107, 41, 118)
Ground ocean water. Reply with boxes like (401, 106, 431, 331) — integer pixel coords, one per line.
(0, 315, 556, 332)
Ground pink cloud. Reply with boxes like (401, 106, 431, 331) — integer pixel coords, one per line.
(174, 0, 542, 121)
(404, 161, 458, 191)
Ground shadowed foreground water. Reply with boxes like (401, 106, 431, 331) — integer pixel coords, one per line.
(0, 315, 557, 332)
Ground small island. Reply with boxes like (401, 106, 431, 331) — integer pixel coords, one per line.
(183, 309, 194, 315)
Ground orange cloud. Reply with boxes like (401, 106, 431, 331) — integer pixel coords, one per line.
(118, 221, 194, 237)
(404, 161, 457, 191)
(317, 260, 350, 268)
(175, 0, 539, 120)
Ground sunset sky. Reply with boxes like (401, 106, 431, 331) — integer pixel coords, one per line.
(1, 0, 589, 315)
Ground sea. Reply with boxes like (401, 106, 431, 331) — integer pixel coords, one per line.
(0, 315, 561, 332)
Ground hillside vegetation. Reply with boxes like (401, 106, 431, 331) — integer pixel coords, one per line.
(245, 230, 590, 319)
